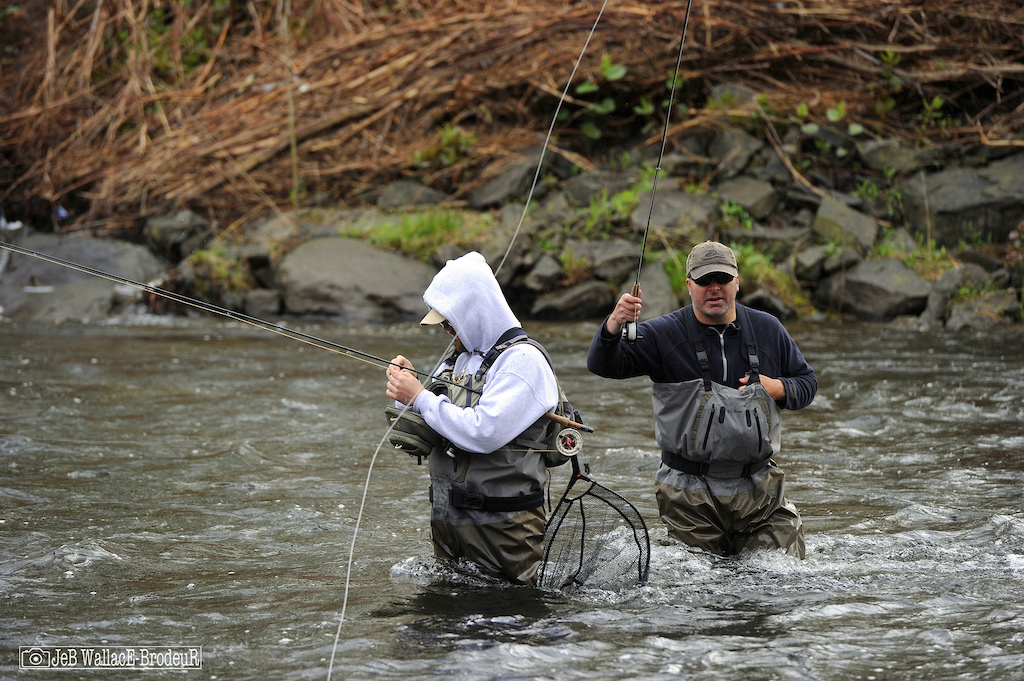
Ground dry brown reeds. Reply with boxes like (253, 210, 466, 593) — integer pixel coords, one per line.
(1, 0, 1022, 235)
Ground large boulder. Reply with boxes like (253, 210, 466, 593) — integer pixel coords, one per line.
(143, 209, 212, 263)
(276, 237, 436, 321)
(946, 289, 1021, 331)
(530, 279, 616, 320)
(814, 258, 932, 320)
(0, 232, 166, 321)
(901, 153, 1024, 247)
(916, 263, 989, 329)
(630, 187, 718, 243)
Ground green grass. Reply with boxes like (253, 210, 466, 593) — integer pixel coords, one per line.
(356, 209, 493, 262)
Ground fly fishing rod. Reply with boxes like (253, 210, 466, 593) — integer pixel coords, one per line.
(623, 0, 694, 343)
(0, 240, 594, 431)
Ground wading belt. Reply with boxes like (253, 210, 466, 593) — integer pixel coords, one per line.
(431, 486, 545, 512)
(660, 450, 771, 479)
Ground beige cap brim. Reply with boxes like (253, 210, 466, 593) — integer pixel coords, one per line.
(420, 308, 446, 325)
(688, 262, 739, 280)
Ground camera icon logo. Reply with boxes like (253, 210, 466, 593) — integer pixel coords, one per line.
(20, 647, 51, 669)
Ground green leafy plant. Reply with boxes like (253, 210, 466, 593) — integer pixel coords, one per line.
(720, 201, 754, 230)
(880, 50, 903, 90)
(916, 95, 947, 145)
(568, 54, 628, 140)
(414, 124, 477, 169)
(558, 246, 591, 285)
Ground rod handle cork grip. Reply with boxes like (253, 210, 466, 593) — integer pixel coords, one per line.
(544, 411, 595, 433)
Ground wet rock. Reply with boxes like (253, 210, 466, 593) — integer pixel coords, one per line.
(143, 209, 212, 263)
(7, 278, 119, 322)
(815, 258, 931, 320)
(630, 187, 718, 243)
(722, 224, 810, 262)
(0, 232, 166, 320)
(531, 279, 616, 320)
(856, 140, 930, 174)
(564, 238, 641, 284)
(521, 254, 563, 293)
(708, 127, 763, 180)
(812, 196, 879, 254)
(946, 289, 1021, 331)
(376, 180, 446, 209)
(916, 263, 989, 328)
(714, 177, 779, 219)
(466, 147, 575, 209)
(561, 170, 636, 208)
(245, 288, 282, 317)
(621, 260, 679, 321)
(741, 288, 793, 320)
(276, 237, 435, 321)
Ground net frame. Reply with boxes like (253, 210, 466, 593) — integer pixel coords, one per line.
(538, 455, 650, 591)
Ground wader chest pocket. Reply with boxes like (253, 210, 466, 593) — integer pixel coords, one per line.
(691, 387, 772, 462)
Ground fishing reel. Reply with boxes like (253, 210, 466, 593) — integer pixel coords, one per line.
(555, 426, 584, 457)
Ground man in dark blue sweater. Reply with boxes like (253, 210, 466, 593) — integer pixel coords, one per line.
(587, 241, 817, 558)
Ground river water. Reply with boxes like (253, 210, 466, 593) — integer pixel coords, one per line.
(1, 315, 1023, 680)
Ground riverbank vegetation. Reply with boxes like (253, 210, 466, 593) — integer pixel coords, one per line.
(1, 0, 1021, 235)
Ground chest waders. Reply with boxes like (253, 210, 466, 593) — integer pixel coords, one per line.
(425, 329, 559, 584)
(651, 305, 804, 558)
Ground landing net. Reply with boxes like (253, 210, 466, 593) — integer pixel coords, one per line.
(538, 457, 650, 591)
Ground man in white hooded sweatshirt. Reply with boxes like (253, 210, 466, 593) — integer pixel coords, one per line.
(385, 252, 559, 585)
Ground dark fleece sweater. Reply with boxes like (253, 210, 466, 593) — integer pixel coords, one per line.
(587, 304, 817, 411)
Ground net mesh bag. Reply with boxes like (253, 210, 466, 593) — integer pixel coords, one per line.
(537, 458, 650, 591)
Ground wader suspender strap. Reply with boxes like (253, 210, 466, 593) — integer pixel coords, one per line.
(736, 305, 761, 382)
(682, 308, 713, 390)
(683, 305, 761, 388)
(474, 327, 551, 381)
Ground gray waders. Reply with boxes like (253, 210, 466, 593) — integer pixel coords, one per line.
(427, 330, 555, 585)
(652, 305, 805, 558)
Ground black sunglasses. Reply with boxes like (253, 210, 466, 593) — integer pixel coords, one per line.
(690, 272, 735, 287)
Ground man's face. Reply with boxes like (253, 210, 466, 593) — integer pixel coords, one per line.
(686, 272, 740, 323)
(443, 320, 466, 353)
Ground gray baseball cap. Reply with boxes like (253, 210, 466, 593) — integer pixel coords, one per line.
(686, 241, 739, 279)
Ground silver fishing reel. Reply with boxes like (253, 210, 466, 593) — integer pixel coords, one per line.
(622, 321, 638, 343)
(555, 427, 584, 457)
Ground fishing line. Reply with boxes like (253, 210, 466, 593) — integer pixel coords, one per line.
(327, 2, 611, 677)
(622, 0, 694, 343)
(0, 241, 477, 393)
(494, 0, 610, 277)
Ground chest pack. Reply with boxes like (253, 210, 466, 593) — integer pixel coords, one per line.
(386, 329, 584, 467)
(471, 328, 584, 468)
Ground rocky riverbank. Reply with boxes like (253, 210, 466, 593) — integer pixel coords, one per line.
(2, 128, 1022, 333)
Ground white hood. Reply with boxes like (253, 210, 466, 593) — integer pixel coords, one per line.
(422, 252, 520, 355)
